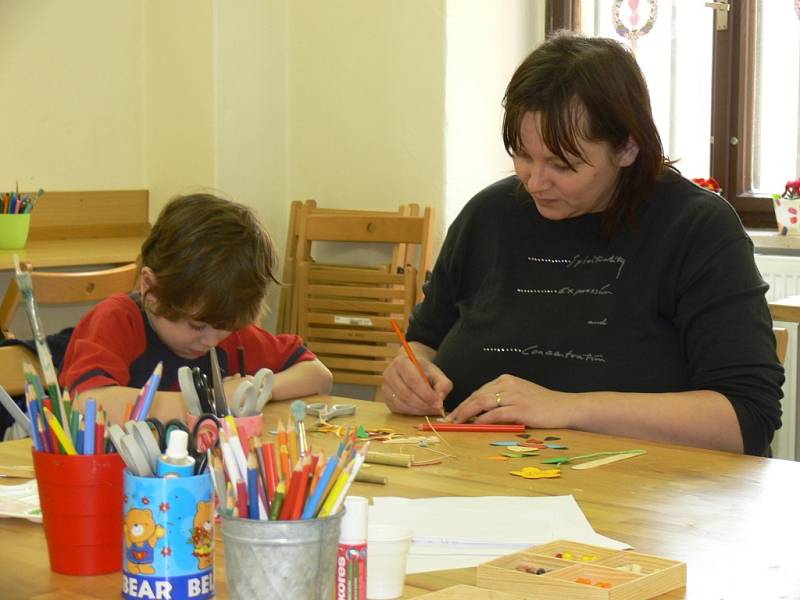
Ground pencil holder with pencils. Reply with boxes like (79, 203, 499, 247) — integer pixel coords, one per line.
(221, 509, 344, 600)
(122, 470, 216, 600)
(0, 188, 41, 249)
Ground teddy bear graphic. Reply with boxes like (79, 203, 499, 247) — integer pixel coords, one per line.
(124, 508, 166, 574)
(190, 500, 214, 570)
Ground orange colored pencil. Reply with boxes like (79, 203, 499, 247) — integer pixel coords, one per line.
(122, 401, 134, 423)
(277, 420, 290, 481)
(287, 424, 299, 467)
(390, 319, 445, 418)
(261, 441, 279, 503)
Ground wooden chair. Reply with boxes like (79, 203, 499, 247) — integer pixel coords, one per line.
(295, 260, 416, 393)
(0, 262, 139, 396)
(277, 199, 434, 334)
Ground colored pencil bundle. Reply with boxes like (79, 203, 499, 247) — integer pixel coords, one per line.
(1, 188, 43, 214)
(213, 409, 368, 521)
(24, 363, 108, 455)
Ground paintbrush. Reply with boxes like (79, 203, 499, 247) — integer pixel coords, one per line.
(291, 399, 309, 457)
(13, 256, 61, 420)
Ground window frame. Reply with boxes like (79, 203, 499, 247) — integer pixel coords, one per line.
(546, 0, 776, 229)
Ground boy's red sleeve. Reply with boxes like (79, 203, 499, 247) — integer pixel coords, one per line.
(59, 294, 146, 394)
(223, 326, 317, 375)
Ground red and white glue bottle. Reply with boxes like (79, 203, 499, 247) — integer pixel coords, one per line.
(336, 495, 368, 600)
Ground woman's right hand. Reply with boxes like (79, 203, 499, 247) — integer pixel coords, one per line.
(381, 353, 452, 416)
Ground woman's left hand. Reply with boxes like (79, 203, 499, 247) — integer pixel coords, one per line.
(447, 374, 574, 429)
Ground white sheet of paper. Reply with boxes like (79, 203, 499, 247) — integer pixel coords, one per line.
(369, 495, 629, 574)
(0, 479, 41, 523)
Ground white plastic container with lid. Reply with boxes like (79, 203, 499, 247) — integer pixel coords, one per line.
(335, 495, 368, 600)
(155, 429, 196, 478)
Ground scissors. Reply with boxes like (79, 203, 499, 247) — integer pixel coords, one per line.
(177, 366, 217, 416)
(110, 414, 221, 476)
(229, 368, 274, 417)
(306, 402, 356, 423)
(210, 347, 230, 417)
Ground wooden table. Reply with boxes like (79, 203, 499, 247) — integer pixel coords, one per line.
(1, 397, 799, 599)
(770, 294, 800, 323)
(0, 236, 145, 271)
(0, 189, 148, 270)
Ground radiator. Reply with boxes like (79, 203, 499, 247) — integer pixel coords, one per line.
(755, 254, 799, 460)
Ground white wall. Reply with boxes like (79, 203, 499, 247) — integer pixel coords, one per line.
(0, 0, 145, 191)
(444, 0, 544, 230)
(0, 1, 544, 334)
(145, 0, 216, 216)
(286, 1, 447, 238)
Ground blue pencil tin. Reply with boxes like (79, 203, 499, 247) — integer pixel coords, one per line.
(122, 470, 215, 600)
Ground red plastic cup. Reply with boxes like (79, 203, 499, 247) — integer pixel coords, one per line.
(32, 449, 125, 575)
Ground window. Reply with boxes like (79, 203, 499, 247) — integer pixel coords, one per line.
(548, 0, 800, 228)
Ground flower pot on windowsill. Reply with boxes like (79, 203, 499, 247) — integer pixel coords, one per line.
(773, 179, 800, 236)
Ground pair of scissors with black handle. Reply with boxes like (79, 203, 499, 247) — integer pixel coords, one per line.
(144, 414, 221, 475)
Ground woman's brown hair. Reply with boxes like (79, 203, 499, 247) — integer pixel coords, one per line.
(139, 192, 279, 330)
(503, 31, 672, 235)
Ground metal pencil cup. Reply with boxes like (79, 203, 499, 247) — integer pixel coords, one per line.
(222, 510, 344, 600)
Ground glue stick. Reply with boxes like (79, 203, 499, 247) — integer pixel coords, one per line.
(336, 495, 368, 600)
(156, 429, 195, 478)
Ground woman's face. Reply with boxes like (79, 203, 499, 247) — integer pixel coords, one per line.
(512, 112, 638, 220)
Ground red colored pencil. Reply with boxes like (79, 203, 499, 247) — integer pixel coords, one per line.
(416, 422, 526, 432)
(95, 410, 105, 455)
(279, 460, 305, 520)
(42, 398, 59, 453)
(289, 455, 314, 520)
(235, 480, 248, 519)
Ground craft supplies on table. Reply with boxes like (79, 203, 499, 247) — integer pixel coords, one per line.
(476, 540, 685, 600)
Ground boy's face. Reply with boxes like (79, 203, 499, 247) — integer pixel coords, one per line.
(139, 267, 231, 359)
(148, 312, 231, 359)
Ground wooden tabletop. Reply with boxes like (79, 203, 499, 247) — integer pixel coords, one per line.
(1, 397, 799, 599)
(0, 236, 144, 271)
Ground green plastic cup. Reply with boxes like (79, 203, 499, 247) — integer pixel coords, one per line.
(0, 214, 31, 249)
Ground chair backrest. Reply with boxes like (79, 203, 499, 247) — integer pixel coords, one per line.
(277, 199, 433, 334)
(774, 326, 789, 365)
(0, 262, 139, 332)
(295, 202, 434, 300)
(295, 260, 416, 392)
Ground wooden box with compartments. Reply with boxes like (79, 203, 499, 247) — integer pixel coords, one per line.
(472, 540, 686, 600)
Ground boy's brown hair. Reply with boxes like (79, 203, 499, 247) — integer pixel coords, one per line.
(139, 193, 279, 330)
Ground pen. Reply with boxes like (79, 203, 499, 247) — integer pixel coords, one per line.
(390, 319, 446, 418)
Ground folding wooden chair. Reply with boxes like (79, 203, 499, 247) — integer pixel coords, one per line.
(295, 260, 417, 394)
